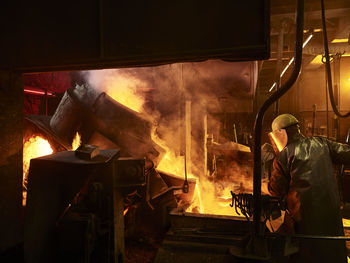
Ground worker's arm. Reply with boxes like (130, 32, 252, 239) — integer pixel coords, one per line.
(326, 139, 350, 165)
(268, 156, 290, 197)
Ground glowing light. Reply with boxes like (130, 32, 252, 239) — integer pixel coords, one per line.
(310, 55, 324, 65)
(331, 38, 348, 43)
(269, 34, 313, 92)
(302, 34, 313, 48)
(303, 28, 322, 33)
(72, 132, 81, 150)
(280, 57, 295, 77)
(24, 88, 54, 96)
(343, 218, 350, 228)
(123, 207, 129, 216)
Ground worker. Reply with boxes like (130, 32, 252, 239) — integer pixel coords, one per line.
(268, 113, 350, 263)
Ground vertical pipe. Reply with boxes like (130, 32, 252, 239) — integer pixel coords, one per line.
(253, 0, 304, 236)
(325, 66, 329, 138)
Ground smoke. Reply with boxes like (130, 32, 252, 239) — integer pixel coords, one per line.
(80, 60, 258, 214)
(81, 69, 147, 113)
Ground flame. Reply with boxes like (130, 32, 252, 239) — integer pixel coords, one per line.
(101, 72, 145, 112)
(151, 129, 194, 178)
(187, 178, 245, 216)
(72, 132, 81, 150)
(186, 184, 204, 213)
(185, 163, 269, 217)
(151, 128, 265, 217)
(23, 135, 53, 205)
(157, 151, 187, 177)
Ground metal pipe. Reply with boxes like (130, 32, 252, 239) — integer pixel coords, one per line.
(325, 68, 329, 138)
(253, 0, 304, 236)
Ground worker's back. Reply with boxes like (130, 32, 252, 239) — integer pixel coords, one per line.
(270, 134, 348, 263)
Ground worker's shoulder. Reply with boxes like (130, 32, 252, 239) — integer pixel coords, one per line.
(302, 135, 330, 143)
(307, 135, 337, 151)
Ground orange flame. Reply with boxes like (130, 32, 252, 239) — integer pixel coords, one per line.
(151, 130, 196, 179)
(23, 135, 53, 205)
(152, 129, 249, 217)
(72, 132, 81, 150)
(187, 179, 245, 216)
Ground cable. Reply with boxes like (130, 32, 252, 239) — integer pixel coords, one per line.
(321, 0, 350, 118)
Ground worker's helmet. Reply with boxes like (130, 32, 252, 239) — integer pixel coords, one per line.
(271, 114, 299, 132)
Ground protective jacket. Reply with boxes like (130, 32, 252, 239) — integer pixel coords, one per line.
(269, 133, 350, 263)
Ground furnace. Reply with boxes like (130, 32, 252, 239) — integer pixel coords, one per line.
(2, 0, 350, 263)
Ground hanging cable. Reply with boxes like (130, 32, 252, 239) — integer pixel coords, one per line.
(321, 0, 350, 118)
